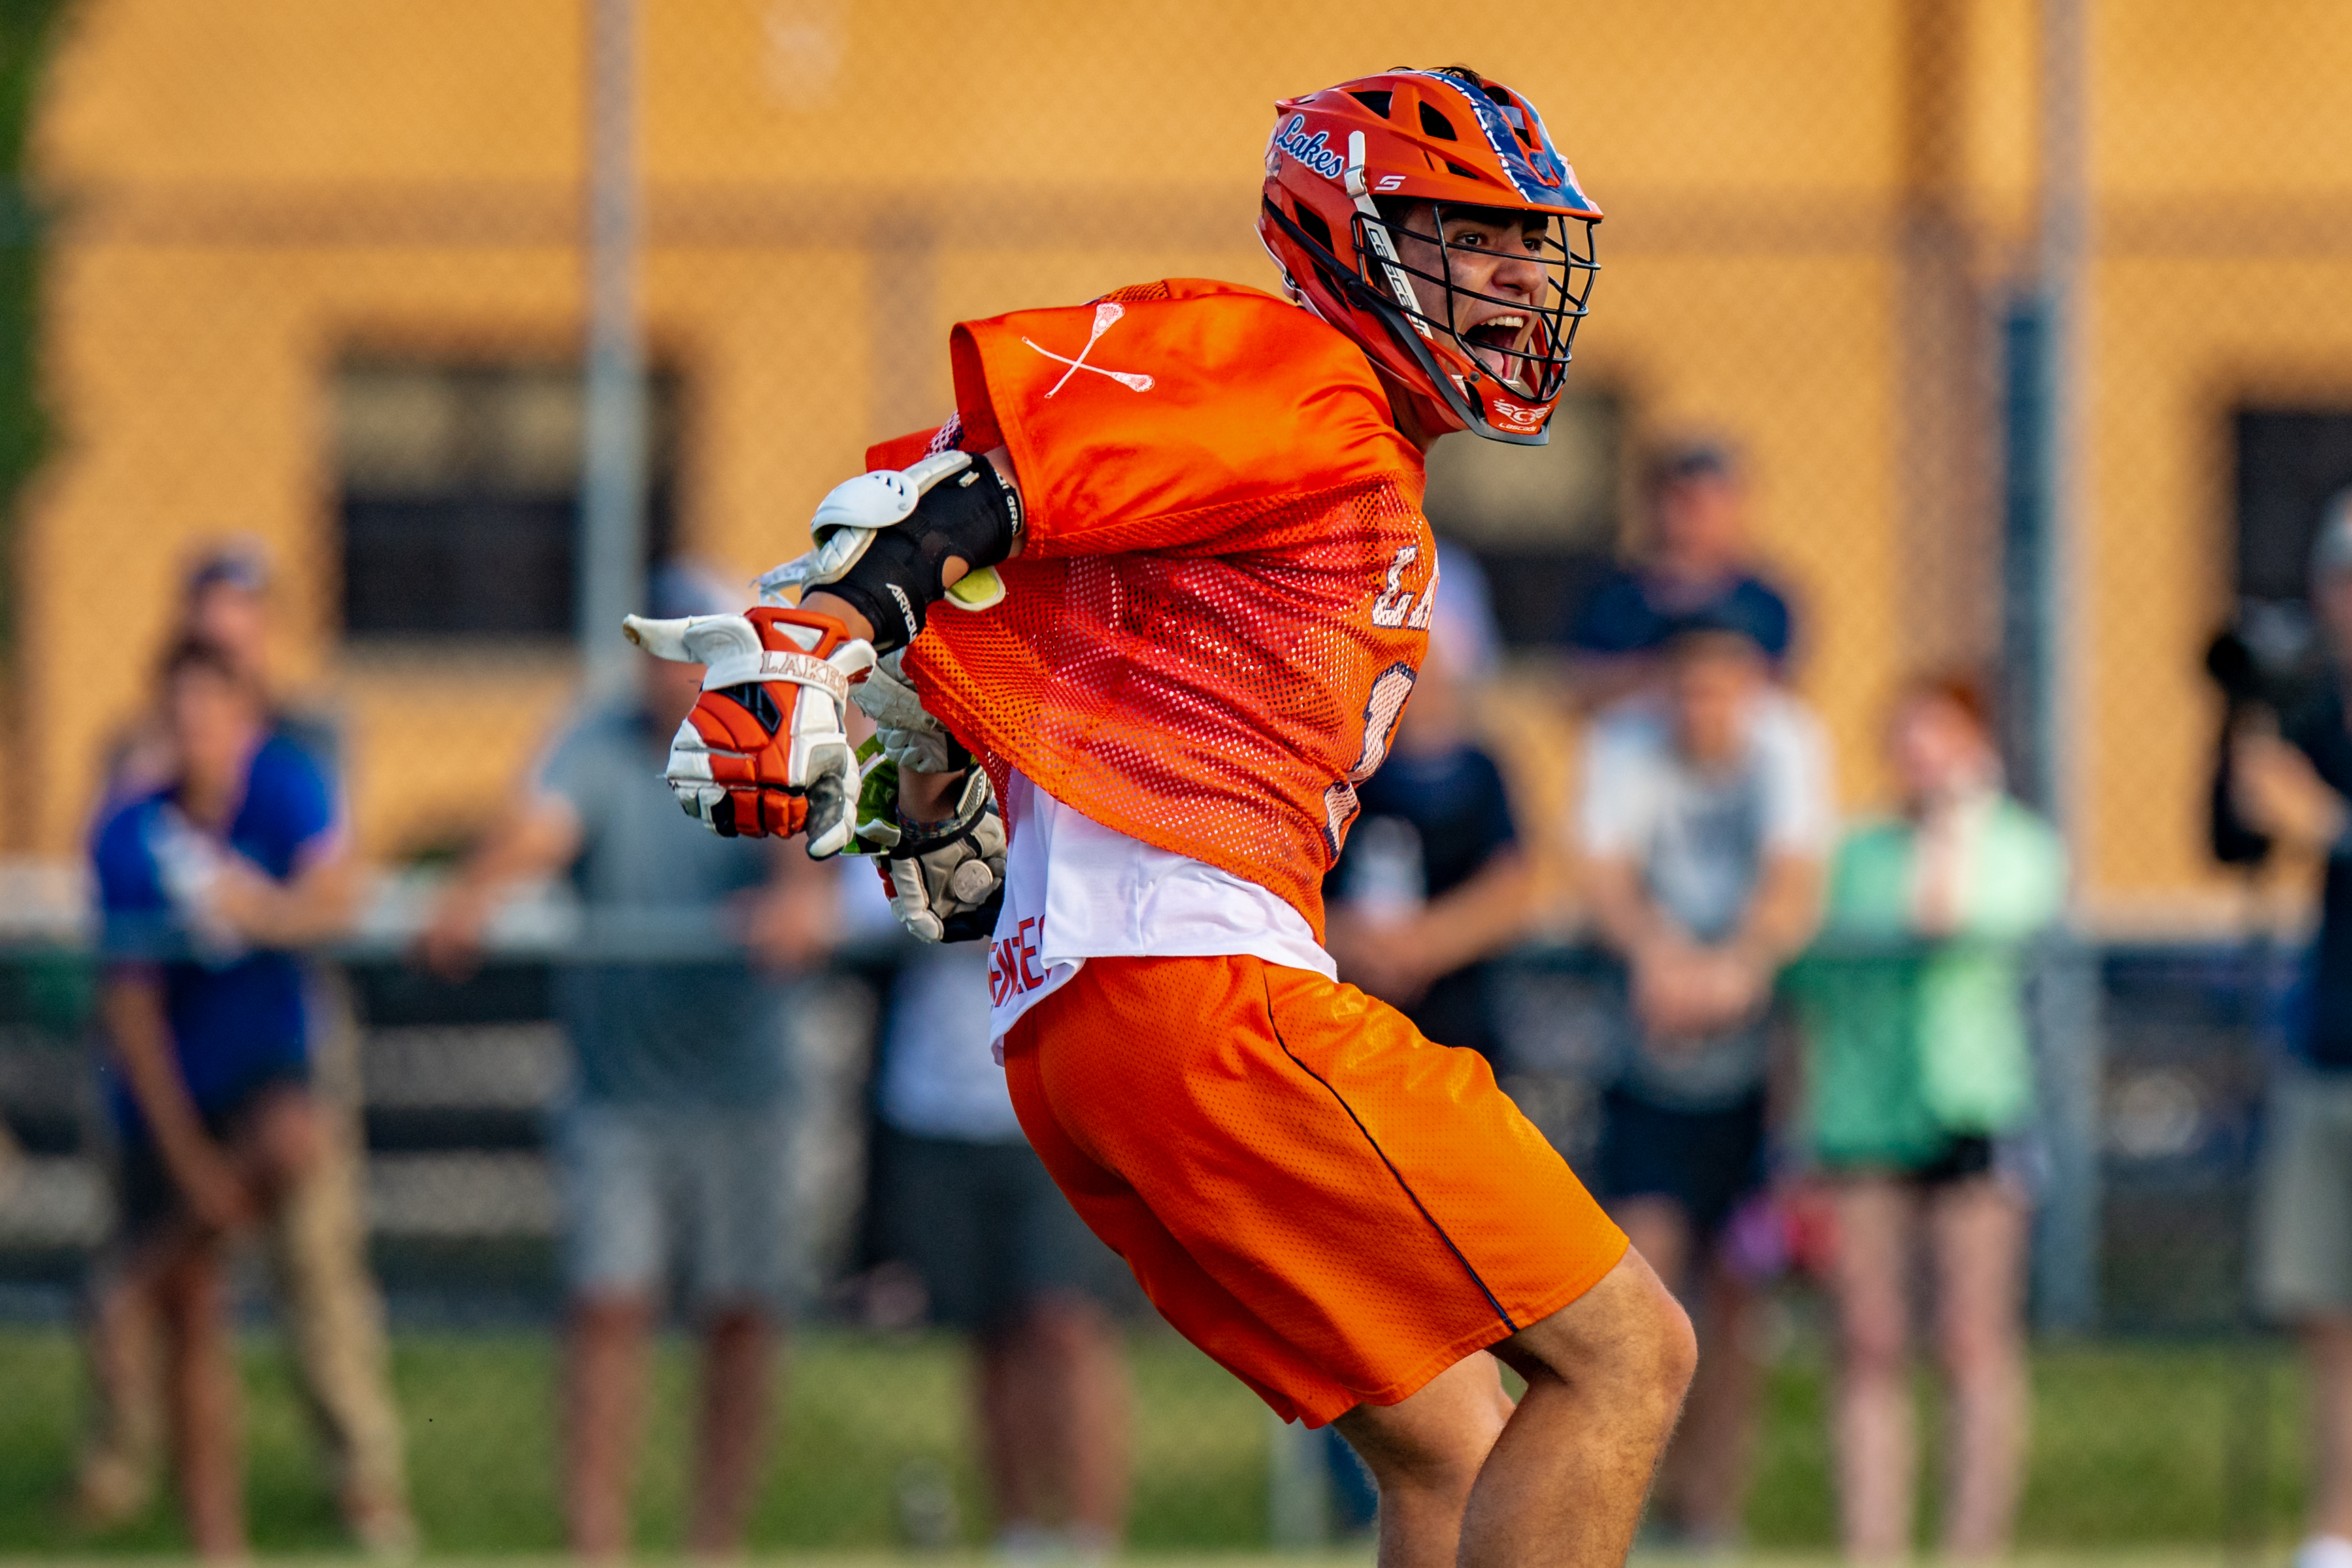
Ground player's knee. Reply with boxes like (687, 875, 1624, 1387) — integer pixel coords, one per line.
(1338, 1418, 1489, 1506)
(1509, 1250, 1696, 1419)
(1333, 1377, 1506, 1504)
(1630, 1278, 1700, 1414)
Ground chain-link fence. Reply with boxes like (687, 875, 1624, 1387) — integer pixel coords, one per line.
(0, 0, 2347, 1554)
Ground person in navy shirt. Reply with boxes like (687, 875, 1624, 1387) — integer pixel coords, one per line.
(89, 636, 359, 1560)
(1561, 441, 1797, 710)
(1324, 543, 1535, 1061)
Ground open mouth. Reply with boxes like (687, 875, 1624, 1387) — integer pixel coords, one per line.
(1462, 315, 1531, 389)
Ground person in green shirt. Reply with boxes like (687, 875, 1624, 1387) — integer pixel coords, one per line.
(1794, 673, 2064, 1564)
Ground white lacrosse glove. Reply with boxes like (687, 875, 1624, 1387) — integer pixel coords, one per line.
(852, 744, 1006, 944)
(621, 605, 876, 854)
(851, 649, 963, 774)
(754, 450, 1009, 620)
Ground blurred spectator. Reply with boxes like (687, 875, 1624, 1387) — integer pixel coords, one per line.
(1324, 541, 1533, 1060)
(418, 562, 832, 1560)
(2229, 493, 2352, 1568)
(76, 541, 413, 1555)
(867, 928, 1133, 1558)
(1575, 617, 1830, 1547)
(1795, 673, 2064, 1563)
(88, 637, 362, 1559)
(1561, 439, 1797, 711)
(105, 542, 340, 795)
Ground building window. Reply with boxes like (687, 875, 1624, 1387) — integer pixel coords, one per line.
(1419, 389, 1623, 650)
(335, 361, 677, 642)
(2235, 407, 2352, 605)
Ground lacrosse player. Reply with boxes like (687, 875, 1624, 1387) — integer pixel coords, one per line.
(627, 68, 1694, 1568)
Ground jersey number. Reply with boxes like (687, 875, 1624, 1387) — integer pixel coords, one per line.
(1322, 662, 1419, 858)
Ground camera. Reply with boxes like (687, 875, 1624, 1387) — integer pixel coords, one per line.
(2206, 599, 2330, 721)
(2205, 599, 2334, 865)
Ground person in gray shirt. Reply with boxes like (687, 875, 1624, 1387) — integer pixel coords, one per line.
(1574, 615, 1829, 1549)
(421, 563, 833, 1559)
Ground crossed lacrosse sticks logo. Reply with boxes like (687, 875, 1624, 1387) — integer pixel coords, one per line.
(1023, 300, 1155, 397)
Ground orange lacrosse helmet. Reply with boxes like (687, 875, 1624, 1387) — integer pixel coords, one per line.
(1257, 67, 1602, 445)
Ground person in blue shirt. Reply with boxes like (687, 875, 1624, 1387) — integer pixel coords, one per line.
(88, 635, 359, 1561)
(76, 542, 412, 1554)
(76, 545, 411, 1551)
(1561, 440, 1798, 711)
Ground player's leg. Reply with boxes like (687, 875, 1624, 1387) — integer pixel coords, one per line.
(1010, 955, 1684, 1565)
(1334, 1260, 1695, 1568)
(1829, 1175, 1916, 1563)
(1330, 1350, 1517, 1568)
(1459, 1248, 1695, 1568)
(1602, 1195, 1692, 1530)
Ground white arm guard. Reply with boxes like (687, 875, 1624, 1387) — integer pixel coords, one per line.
(754, 450, 1008, 613)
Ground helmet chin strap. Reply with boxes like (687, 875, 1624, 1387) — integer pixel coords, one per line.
(1346, 132, 1434, 341)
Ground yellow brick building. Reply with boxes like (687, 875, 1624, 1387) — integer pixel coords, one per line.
(14, 0, 2352, 931)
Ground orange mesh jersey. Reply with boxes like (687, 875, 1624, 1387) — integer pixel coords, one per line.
(879, 278, 1438, 937)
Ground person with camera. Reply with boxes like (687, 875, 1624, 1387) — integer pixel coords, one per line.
(2225, 493, 2352, 1568)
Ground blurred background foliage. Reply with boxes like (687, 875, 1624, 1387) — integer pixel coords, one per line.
(0, 0, 66, 649)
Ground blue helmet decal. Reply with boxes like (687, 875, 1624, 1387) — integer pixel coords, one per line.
(1412, 71, 1595, 214)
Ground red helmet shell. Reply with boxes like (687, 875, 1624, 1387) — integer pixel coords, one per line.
(1257, 69, 1602, 445)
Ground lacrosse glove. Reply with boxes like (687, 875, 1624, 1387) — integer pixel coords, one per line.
(623, 605, 875, 855)
(852, 743, 1006, 943)
(851, 648, 967, 775)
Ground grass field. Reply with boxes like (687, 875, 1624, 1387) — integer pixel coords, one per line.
(0, 1326, 2313, 1556)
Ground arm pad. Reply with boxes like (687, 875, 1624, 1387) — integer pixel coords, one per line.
(823, 459, 1021, 652)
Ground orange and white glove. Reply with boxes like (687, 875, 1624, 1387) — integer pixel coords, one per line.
(621, 605, 876, 854)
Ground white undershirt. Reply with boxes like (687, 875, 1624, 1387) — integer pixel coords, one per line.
(983, 769, 1335, 1050)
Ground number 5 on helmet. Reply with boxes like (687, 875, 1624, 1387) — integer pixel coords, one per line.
(620, 606, 877, 855)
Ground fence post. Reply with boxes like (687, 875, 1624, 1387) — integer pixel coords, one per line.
(578, 0, 646, 697)
(2032, 937, 2103, 1333)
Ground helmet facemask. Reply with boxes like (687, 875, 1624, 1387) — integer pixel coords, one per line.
(1352, 203, 1597, 407)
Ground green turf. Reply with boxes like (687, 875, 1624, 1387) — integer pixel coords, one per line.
(0, 1327, 2311, 1555)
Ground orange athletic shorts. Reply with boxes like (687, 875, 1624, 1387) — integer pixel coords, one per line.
(1001, 952, 1628, 1427)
